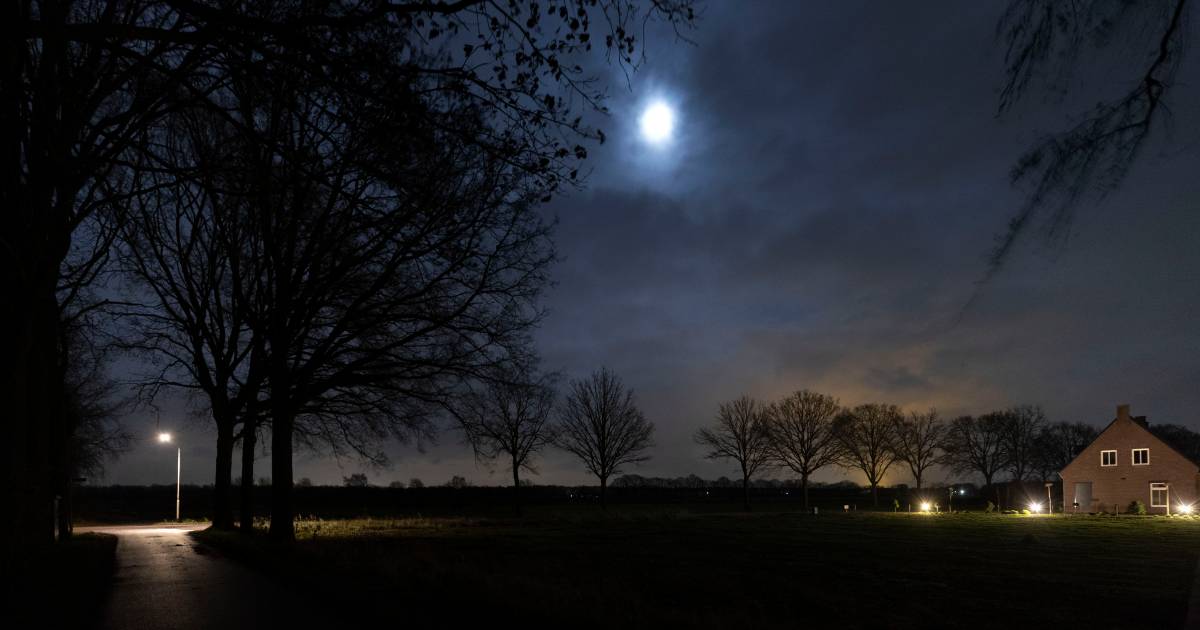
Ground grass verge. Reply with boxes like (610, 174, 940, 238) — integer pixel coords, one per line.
(195, 511, 1200, 629)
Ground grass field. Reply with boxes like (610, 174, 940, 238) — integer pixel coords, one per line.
(195, 509, 1200, 629)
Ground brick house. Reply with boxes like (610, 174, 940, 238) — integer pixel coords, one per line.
(1060, 404, 1200, 514)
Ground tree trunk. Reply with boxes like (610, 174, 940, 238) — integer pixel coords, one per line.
(239, 420, 256, 534)
(511, 459, 522, 517)
(915, 470, 923, 491)
(742, 474, 751, 512)
(269, 412, 293, 541)
(599, 475, 608, 510)
(871, 482, 879, 507)
(801, 473, 810, 511)
(212, 420, 235, 529)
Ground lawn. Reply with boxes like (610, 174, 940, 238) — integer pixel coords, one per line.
(195, 510, 1200, 629)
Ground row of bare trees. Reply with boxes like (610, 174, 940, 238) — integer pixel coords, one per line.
(456, 367, 654, 513)
(7, 0, 697, 557)
(695, 391, 1098, 510)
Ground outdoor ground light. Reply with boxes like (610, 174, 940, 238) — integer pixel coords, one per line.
(1178, 503, 1194, 515)
(1029, 502, 1042, 513)
(919, 502, 932, 512)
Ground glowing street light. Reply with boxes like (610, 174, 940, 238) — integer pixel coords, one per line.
(158, 432, 181, 520)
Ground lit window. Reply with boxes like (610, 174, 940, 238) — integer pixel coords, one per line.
(1151, 483, 1168, 507)
(1132, 448, 1149, 465)
(1100, 450, 1117, 467)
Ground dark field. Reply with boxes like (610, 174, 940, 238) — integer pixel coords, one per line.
(195, 510, 1200, 629)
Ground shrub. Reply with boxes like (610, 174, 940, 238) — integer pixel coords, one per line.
(1127, 500, 1147, 515)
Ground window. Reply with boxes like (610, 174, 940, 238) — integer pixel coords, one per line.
(1132, 448, 1149, 465)
(1100, 450, 1117, 467)
(1151, 483, 1168, 508)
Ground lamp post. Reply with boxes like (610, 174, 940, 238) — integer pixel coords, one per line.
(158, 432, 180, 521)
(1045, 482, 1053, 515)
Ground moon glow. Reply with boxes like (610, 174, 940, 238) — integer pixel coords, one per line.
(639, 101, 676, 145)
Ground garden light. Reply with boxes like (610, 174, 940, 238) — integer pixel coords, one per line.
(1029, 502, 1042, 513)
(919, 502, 932, 512)
(1178, 503, 1194, 515)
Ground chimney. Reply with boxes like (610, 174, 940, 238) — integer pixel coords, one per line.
(1133, 415, 1149, 428)
(1117, 404, 1131, 422)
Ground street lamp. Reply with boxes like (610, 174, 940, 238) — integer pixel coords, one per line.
(158, 432, 180, 521)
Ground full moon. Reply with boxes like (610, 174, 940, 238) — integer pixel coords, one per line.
(639, 101, 676, 144)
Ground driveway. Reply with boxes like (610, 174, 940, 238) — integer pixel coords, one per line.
(80, 524, 334, 630)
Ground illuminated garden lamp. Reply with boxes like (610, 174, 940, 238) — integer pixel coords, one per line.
(1029, 502, 1042, 514)
(919, 502, 932, 512)
(1178, 503, 1194, 515)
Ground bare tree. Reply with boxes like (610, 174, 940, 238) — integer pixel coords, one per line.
(695, 395, 772, 511)
(1032, 421, 1099, 482)
(556, 368, 654, 509)
(9, 0, 697, 551)
(765, 390, 842, 510)
(943, 414, 1010, 507)
(119, 108, 267, 531)
(456, 368, 557, 515)
(834, 404, 900, 507)
(1149, 424, 1200, 465)
(999, 405, 1046, 483)
(991, 0, 1191, 272)
(59, 323, 132, 539)
(891, 409, 946, 490)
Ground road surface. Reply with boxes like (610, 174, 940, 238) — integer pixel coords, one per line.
(81, 524, 334, 630)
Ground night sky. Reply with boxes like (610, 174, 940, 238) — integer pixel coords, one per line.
(106, 2, 1200, 488)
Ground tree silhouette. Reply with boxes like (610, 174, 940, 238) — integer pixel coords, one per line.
(1149, 424, 1200, 465)
(992, 0, 1191, 272)
(118, 107, 267, 531)
(8, 0, 697, 551)
(58, 323, 132, 539)
(556, 368, 654, 509)
(766, 390, 842, 510)
(834, 404, 900, 507)
(890, 409, 946, 490)
(455, 366, 557, 515)
(695, 395, 772, 511)
(1032, 421, 1098, 482)
(943, 413, 1010, 507)
(343, 473, 370, 488)
(998, 405, 1046, 483)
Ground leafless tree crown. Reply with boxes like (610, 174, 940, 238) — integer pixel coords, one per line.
(695, 395, 773, 480)
(556, 368, 654, 482)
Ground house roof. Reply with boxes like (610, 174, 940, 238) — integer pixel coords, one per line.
(1060, 405, 1200, 475)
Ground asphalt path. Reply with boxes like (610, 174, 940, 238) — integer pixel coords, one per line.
(80, 524, 334, 630)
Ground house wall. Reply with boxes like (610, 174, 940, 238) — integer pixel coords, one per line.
(1060, 407, 1199, 514)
